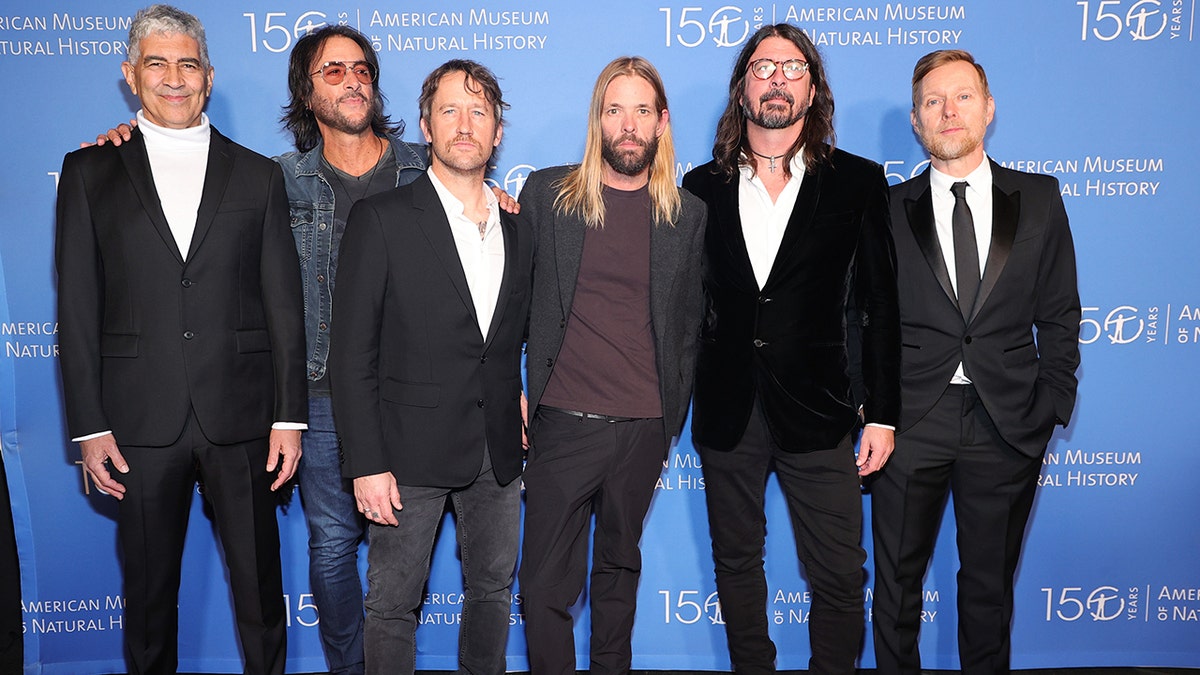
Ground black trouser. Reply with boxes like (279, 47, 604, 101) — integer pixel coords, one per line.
(871, 384, 1042, 675)
(519, 407, 666, 675)
(115, 412, 286, 675)
(699, 400, 867, 675)
(0, 454, 21, 674)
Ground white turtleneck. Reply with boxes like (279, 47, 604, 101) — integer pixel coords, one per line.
(138, 109, 210, 261)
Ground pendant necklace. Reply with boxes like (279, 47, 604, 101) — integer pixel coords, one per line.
(751, 149, 785, 174)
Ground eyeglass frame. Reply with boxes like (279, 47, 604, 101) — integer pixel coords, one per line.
(746, 58, 810, 81)
(310, 60, 378, 86)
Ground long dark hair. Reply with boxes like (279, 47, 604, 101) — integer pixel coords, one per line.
(711, 24, 836, 178)
(280, 25, 401, 152)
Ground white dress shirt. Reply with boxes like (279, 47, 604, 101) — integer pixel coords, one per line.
(428, 170, 505, 339)
(930, 158, 994, 384)
(738, 153, 806, 289)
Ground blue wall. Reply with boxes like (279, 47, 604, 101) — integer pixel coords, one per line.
(2, 1, 1198, 671)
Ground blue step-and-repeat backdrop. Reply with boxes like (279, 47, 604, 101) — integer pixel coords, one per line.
(1, 1, 1198, 672)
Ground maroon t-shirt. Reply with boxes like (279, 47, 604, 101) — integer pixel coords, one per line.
(540, 184, 663, 418)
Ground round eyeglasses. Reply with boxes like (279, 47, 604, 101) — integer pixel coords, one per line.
(311, 61, 377, 86)
(747, 58, 809, 81)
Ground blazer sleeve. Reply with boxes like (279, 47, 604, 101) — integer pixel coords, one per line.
(855, 164, 902, 427)
(259, 162, 308, 425)
(329, 198, 392, 479)
(55, 151, 109, 439)
(1033, 180, 1081, 426)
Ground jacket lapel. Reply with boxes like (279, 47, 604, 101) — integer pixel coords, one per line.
(972, 177, 1019, 323)
(553, 209, 586, 314)
(709, 175, 757, 291)
(484, 211, 519, 347)
(764, 161, 822, 289)
(904, 177, 957, 310)
(185, 128, 233, 262)
(411, 176, 480, 331)
(117, 129, 184, 264)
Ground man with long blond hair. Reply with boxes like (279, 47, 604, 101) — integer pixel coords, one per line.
(518, 56, 706, 673)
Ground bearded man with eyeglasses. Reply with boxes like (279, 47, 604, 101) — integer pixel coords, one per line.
(682, 23, 900, 674)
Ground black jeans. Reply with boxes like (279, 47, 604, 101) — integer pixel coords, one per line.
(699, 400, 866, 675)
(363, 465, 519, 675)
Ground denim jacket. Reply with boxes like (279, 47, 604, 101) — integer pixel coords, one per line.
(276, 134, 427, 382)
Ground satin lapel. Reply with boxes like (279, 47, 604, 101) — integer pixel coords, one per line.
(764, 162, 821, 289)
(905, 183, 957, 309)
(185, 129, 233, 262)
(116, 129, 183, 264)
(554, 210, 585, 314)
(484, 212, 519, 347)
(972, 182, 1019, 323)
(412, 178, 479, 329)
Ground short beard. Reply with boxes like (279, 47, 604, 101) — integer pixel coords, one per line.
(311, 91, 375, 136)
(743, 90, 808, 130)
(601, 132, 659, 177)
(921, 128, 983, 163)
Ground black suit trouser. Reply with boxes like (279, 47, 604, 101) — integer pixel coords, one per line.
(519, 408, 667, 675)
(114, 412, 286, 675)
(0, 454, 21, 674)
(698, 400, 867, 675)
(871, 384, 1042, 675)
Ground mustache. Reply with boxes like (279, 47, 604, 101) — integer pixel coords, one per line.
(759, 89, 795, 104)
(611, 132, 648, 149)
(338, 92, 368, 104)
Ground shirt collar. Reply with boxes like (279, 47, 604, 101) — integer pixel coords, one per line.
(930, 155, 992, 198)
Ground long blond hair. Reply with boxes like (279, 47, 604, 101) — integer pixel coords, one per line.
(554, 57, 681, 228)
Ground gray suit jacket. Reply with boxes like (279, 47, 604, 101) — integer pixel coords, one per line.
(520, 165, 706, 441)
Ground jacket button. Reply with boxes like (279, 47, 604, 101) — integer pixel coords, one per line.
(559, 320, 566, 328)
(319, 322, 328, 331)
(545, 358, 553, 367)
(757, 295, 770, 304)
(477, 399, 485, 408)
(318, 222, 327, 231)
(753, 339, 766, 347)
(964, 336, 973, 344)
(181, 278, 193, 287)
(183, 331, 195, 340)
(480, 355, 488, 364)
(317, 274, 326, 283)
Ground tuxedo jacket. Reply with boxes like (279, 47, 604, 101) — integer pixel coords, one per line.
(329, 173, 533, 487)
(683, 147, 901, 452)
(520, 165, 707, 441)
(891, 160, 1080, 457)
(56, 127, 307, 447)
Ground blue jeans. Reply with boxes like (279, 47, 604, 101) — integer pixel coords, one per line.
(298, 395, 366, 675)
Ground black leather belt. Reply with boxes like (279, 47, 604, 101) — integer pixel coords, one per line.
(540, 405, 639, 423)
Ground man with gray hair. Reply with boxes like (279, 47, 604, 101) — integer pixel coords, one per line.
(56, 6, 305, 674)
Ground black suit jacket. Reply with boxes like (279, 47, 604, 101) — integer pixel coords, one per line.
(329, 173, 532, 487)
(891, 160, 1080, 457)
(56, 127, 307, 446)
(683, 147, 901, 452)
(520, 165, 707, 440)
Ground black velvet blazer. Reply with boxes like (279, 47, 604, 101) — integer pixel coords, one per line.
(683, 146, 900, 452)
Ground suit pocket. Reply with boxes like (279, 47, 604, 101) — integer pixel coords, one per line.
(1001, 341, 1038, 367)
(100, 332, 138, 358)
(236, 329, 271, 353)
(217, 199, 260, 214)
(381, 379, 441, 408)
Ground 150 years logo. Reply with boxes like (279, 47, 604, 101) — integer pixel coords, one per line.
(1076, 0, 1194, 41)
